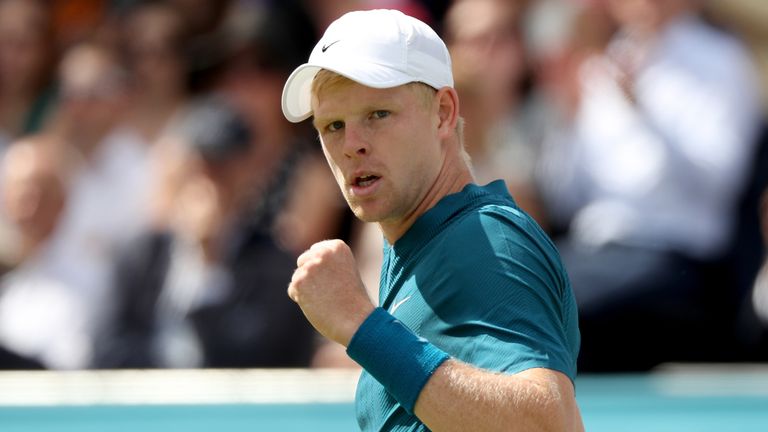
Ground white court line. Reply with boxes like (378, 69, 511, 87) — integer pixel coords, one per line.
(0, 369, 361, 406)
(651, 363, 768, 397)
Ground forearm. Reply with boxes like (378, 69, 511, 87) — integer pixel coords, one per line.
(346, 308, 583, 432)
(415, 361, 583, 432)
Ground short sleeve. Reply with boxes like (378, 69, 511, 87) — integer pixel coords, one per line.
(422, 205, 580, 381)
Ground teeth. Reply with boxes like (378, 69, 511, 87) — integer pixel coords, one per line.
(356, 175, 378, 187)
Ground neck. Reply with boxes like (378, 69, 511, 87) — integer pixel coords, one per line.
(380, 144, 474, 244)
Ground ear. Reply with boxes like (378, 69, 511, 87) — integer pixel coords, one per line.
(435, 87, 460, 140)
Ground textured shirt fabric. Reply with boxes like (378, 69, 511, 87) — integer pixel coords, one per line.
(355, 180, 580, 431)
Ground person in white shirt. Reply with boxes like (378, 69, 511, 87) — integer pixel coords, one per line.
(0, 135, 97, 369)
(536, 0, 765, 370)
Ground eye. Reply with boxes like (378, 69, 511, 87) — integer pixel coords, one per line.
(327, 120, 345, 132)
(371, 110, 390, 120)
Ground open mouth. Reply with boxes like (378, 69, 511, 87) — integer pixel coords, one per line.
(354, 175, 380, 187)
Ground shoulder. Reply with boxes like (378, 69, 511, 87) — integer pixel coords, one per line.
(417, 204, 580, 379)
(423, 201, 569, 305)
(441, 202, 563, 276)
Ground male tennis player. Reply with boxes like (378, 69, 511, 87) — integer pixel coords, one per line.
(283, 9, 583, 431)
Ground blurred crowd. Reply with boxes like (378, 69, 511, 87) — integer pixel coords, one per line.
(0, 0, 766, 372)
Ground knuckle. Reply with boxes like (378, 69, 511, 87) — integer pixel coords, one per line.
(291, 269, 308, 287)
(297, 249, 316, 267)
(302, 259, 319, 272)
(286, 285, 298, 302)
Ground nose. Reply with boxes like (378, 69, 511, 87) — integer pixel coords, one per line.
(342, 124, 370, 158)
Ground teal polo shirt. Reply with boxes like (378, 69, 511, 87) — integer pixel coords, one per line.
(355, 180, 580, 431)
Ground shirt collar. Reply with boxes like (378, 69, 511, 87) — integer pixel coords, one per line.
(387, 180, 514, 255)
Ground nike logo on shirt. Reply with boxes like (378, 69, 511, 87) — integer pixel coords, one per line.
(389, 296, 412, 315)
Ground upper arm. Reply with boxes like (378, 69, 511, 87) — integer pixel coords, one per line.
(414, 361, 584, 432)
(513, 368, 584, 432)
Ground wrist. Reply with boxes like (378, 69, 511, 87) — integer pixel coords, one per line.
(339, 303, 375, 347)
(346, 307, 449, 413)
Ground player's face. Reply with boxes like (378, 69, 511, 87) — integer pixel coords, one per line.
(312, 81, 445, 229)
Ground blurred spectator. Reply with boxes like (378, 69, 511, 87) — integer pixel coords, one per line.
(0, 0, 58, 149)
(536, 0, 765, 370)
(120, 1, 190, 146)
(213, 2, 360, 367)
(166, 0, 231, 37)
(50, 0, 108, 49)
(0, 135, 96, 369)
(215, 2, 353, 255)
(704, 0, 768, 109)
(37, 41, 153, 368)
(51, 41, 152, 242)
(95, 97, 315, 368)
(0, 138, 68, 267)
(303, 0, 434, 39)
(302, 0, 362, 31)
(524, 0, 615, 127)
(747, 125, 768, 355)
(753, 189, 768, 330)
(444, 0, 544, 220)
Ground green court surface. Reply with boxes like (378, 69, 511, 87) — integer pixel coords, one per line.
(0, 367, 766, 431)
(0, 403, 358, 431)
(577, 367, 768, 431)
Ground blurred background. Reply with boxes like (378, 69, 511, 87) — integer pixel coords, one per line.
(0, 0, 766, 377)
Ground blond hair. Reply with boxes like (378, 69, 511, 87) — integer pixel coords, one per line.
(311, 69, 436, 108)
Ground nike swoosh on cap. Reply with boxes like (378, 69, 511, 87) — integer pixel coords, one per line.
(321, 40, 340, 52)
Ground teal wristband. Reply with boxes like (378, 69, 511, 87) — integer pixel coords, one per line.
(346, 307, 450, 413)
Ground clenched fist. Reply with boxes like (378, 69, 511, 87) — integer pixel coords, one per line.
(288, 239, 375, 346)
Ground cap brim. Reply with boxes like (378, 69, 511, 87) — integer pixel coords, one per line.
(281, 64, 322, 123)
(281, 60, 416, 123)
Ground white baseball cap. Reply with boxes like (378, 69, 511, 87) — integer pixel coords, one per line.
(281, 9, 453, 123)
